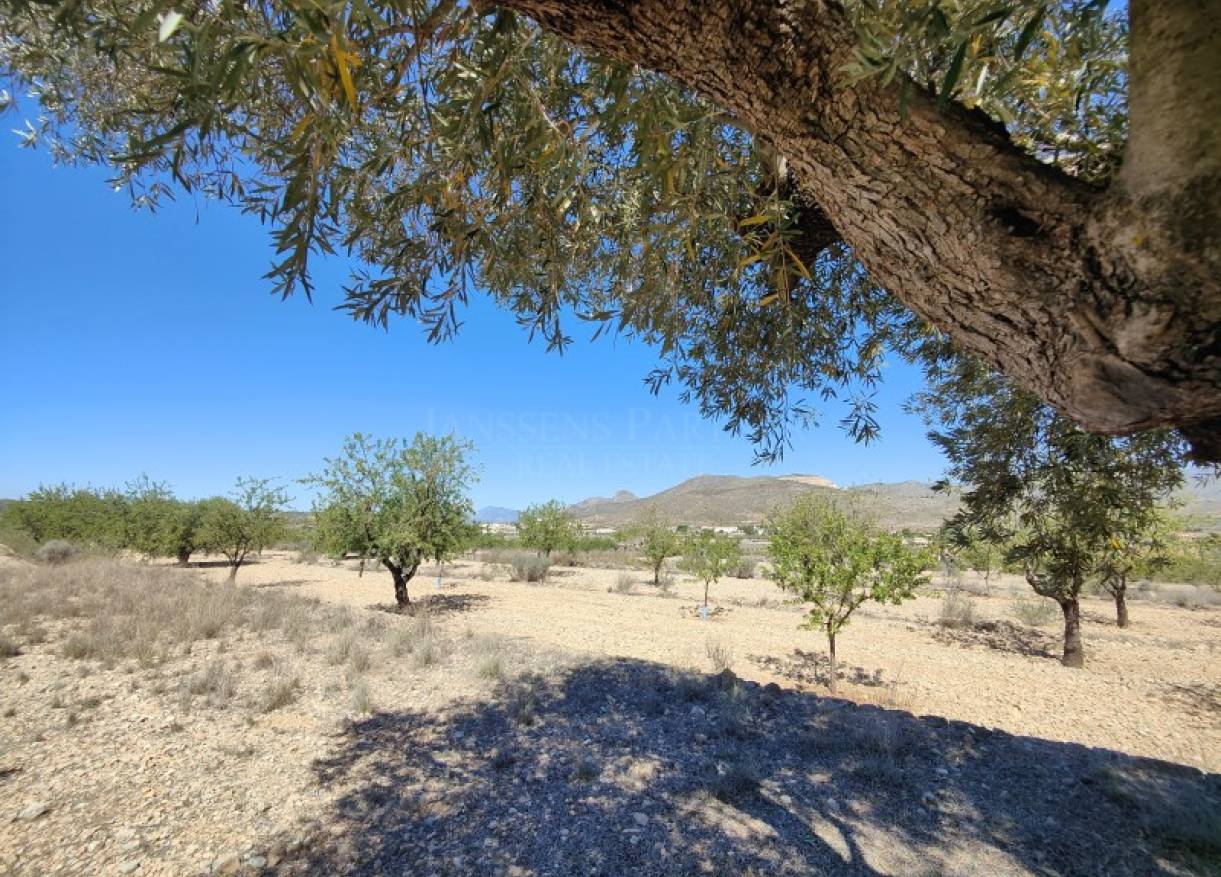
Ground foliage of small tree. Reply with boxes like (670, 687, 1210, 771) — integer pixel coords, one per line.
(306, 433, 476, 609)
(918, 360, 1186, 667)
(197, 478, 289, 581)
(958, 532, 1003, 590)
(681, 531, 741, 610)
(767, 495, 929, 693)
(1096, 513, 1173, 628)
(124, 475, 203, 564)
(517, 500, 579, 560)
(627, 507, 681, 585)
(7, 484, 128, 549)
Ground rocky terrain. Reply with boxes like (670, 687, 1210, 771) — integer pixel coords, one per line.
(1, 554, 1218, 876)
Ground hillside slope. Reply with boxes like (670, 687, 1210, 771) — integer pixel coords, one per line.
(572, 474, 959, 532)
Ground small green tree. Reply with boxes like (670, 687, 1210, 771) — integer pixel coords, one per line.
(124, 476, 203, 564)
(768, 495, 928, 693)
(628, 507, 681, 585)
(681, 531, 741, 610)
(1097, 513, 1172, 628)
(919, 360, 1185, 667)
(306, 433, 476, 609)
(517, 500, 579, 559)
(197, 478, 289, 581)
(959, 533, 1003, 589)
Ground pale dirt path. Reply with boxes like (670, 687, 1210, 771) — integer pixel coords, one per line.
(205, 552, 1221, 772)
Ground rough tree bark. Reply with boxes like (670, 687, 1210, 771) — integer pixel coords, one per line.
(826, 626, 838, 694)
(1057, 597, 1085, 668)
(1108, 574, 1130, 628)
(488, 0, 1221, 459)
(384, 558, 421, 609)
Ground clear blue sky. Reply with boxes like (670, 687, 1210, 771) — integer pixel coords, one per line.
(0, 145, 946, 510)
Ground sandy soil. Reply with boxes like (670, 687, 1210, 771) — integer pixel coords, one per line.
(2, 553, 1217, 877)
(209, 552, 1221, 772)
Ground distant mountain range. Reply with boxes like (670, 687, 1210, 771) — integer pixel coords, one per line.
(566, 474, 959, 532)
(555, 470, 1221, 533)
(473, 506, 521, 524)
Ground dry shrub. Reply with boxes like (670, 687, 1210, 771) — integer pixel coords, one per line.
(508, 553, 550, 583)
(728, 558, 758, 580)
(349, 679, 374, 713)
(256, 674, 301, 713)
(1012, 595, 1058, 626)
(183, 660, 237, 708)
(705, 638, 734, 674)
(36, 540, 79, 565)
(0, 634, 20, 658)
(0, 558, 340, 667)
(1166, 585, 1221, 609)
(938, 589, 977, 629)
(613, 571, 635, 594)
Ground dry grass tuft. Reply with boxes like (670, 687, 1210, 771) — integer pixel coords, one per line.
(256, 674, 302, 713)
(938, 589, 977, 629)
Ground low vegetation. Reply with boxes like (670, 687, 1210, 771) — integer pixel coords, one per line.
(768, 495, 930, 692)
(681, 530, 741, 611)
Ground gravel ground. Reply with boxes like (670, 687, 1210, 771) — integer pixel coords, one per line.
(1, 554, 1217, 876)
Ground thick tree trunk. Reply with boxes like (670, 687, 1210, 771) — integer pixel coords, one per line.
(826, 628, 837, 694)
(1057, 598, 1085, 669)
(653, 561, 661, 585)
(492, 0, 1221, 458)
(387, 561, 411, 609)
(176, 547, 191, 567)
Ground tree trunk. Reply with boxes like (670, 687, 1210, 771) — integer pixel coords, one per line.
(1114, 583, 1130, 629)
(653, 561, 662, 585)
(175, 547, 191, 567)
(826, 628, 837, 694)
(703, 580, 709, 608)
(1058, 598, 1085, 668)
(227, 563, 239, 582)
(387, 562, 410, 609)
(492, 0, 1221, 458)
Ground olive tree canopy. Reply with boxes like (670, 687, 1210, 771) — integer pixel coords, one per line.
(2, 0, 1216, 457)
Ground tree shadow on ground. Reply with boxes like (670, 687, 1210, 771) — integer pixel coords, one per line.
(368, 592, 492, 618)
(250, 579, 311, 589)
(184, 559, 257, 570)
(255, 659, 1219, 877)
(930, 620, 1060, 659)
(1160, 682, 1221, 719)
(750, 649, 888, 690)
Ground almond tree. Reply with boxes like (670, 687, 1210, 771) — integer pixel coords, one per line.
(681, 530, 741, 610)
(517, 500, 579, 559)
(628, 507, 681, 585)
(768, 494, 928, 693)
(919, 359, 1186, 666)
(3, 2, 1216, 460)
(197, 477, 289, 581)
(307, 433, 476, 609)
